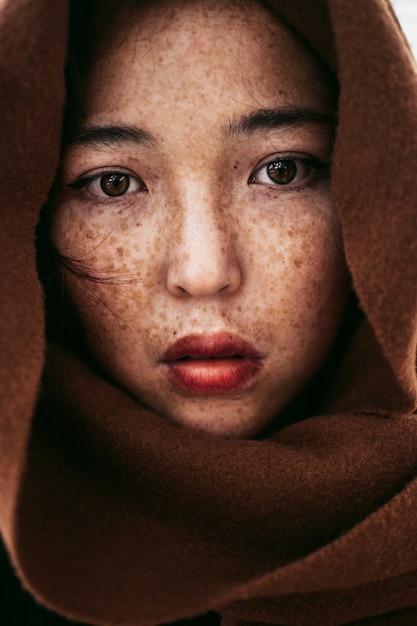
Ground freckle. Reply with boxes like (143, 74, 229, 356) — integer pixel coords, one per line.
(116, 247, 124, 257)
(294, 258, 302, 268)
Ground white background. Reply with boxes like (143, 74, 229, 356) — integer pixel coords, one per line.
(392, 0, 417, 55)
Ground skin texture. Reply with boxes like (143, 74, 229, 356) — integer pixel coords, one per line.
(50, 0, 348, 438)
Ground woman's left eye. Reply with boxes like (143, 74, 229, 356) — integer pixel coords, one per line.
(68, 171, 146, 198)
(249, 156, 329, 188)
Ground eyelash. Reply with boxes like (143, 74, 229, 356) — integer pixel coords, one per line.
(249, 154, 330, 189)
(68, 170, 147, 198)
(67, 154, 330, 200)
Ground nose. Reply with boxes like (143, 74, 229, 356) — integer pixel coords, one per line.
(166, 187, 242, 298)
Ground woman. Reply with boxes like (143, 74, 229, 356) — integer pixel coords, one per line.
(1, 0, 417, 624)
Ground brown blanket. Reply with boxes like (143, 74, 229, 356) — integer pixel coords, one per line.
(1, 0, 417, 624)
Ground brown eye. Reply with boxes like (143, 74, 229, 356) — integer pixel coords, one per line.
(266, 160, 297, 185)
(68, 170, 146, 198)
(249, 155, 329, 188)
(100, 173, 130, 196)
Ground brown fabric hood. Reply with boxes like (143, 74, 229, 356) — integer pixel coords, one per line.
(1, 0, 417, 624)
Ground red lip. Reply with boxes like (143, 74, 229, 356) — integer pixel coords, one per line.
(161, 333, 263, 395)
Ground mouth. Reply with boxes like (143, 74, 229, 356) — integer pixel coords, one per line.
(160, 332, 264, 395)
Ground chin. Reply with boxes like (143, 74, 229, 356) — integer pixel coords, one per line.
(160, 402, 276, 439)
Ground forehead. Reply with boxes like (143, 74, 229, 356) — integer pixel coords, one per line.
(82, 0, 334, 127)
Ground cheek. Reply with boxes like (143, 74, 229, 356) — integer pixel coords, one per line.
(49, 204, 159, 341)
(251, 210, 348, 354)
(50, 198, 161, 285)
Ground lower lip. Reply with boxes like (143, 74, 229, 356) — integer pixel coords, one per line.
(163, 357, 263, 395)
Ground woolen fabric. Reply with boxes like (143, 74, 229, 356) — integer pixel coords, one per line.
(1, 1, 417, 624)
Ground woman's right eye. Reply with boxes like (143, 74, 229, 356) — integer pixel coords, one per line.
(68, 171, 147, 198)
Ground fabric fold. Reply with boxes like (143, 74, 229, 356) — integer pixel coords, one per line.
(1, 1, 417, 624)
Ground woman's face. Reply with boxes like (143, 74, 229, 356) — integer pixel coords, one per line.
(51, 0, 348, 438)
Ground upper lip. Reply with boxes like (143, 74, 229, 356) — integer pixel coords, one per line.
(161, 332, 262, 361)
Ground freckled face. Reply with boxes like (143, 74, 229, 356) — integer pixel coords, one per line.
(50, 0, 348, 438)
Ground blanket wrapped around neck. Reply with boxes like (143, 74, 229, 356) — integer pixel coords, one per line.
(1, 0, 417, 624)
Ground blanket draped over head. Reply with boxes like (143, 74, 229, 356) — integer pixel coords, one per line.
(1, 0, 417, 624)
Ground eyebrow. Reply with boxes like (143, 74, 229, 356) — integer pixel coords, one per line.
(65, 107, 335, 150)
(224, 107, 336, 138)
(67, 125, 159, 149)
